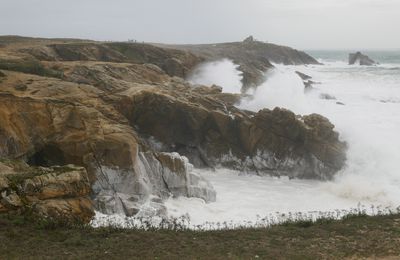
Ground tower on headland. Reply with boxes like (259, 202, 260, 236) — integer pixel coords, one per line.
(243, 35, 254, 43)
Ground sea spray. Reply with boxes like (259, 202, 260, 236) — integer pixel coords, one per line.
(187, 59, 243, 93)
(165, 59, 400, 226)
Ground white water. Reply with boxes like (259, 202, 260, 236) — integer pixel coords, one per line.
(187, 59, 243, 93)
(164, 60, 400, 226)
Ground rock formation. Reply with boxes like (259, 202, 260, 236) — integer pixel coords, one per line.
(154, 39, 320, 90)
(349, 52, 377, 66)
(0, 36, 346, 221)
(0, 160, 94, 223)
(295, 71, 320, 90)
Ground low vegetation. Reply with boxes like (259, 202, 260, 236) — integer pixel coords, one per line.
(1, 212, 400, 259)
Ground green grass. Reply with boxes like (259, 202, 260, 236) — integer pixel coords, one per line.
(1, 213, 400, 259)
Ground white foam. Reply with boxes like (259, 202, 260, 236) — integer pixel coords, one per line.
(187, 59, 243, 93)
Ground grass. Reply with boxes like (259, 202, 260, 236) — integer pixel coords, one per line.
(1, 212, 400, 259)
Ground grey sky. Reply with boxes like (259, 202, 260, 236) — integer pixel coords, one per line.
(1, 0, 399, 49)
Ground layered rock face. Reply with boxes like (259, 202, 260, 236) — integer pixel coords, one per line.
(120, 89, 346, 180)
(0, 36, 346, 221)
(349, 52, 377, 66)
(0, 160, 93, 223)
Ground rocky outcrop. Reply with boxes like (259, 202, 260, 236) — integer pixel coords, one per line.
(156, 38, 320, 90)
(119, 88, 346, 180)
(349, 52, 377, 66)
(0, 70, 216, 218)
(19, 41, 203, 79)
(0, 160, 94, 223)
(295, 71, 320, 90)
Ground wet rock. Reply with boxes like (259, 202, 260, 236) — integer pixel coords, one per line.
(349, 52, 377, 66)
(295, 71, 312, 81)
(125, 90, 347, 180)
(295, 71, 320, 90)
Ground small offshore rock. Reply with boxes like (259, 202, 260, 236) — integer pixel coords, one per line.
(349, 52, 377, 66)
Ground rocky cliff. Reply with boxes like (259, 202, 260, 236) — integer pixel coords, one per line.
(0, 36, 346, 221)
(155, 37, 320, 89)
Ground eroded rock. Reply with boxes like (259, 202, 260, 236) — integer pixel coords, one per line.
(0, 162, 94, 223)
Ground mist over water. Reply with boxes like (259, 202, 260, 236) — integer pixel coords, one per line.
(165, 55, 400, 226)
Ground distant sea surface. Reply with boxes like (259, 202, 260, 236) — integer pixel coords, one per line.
(307, 49, 400, 64)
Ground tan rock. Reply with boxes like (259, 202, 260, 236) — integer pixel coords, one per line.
(33, 197, 94, 223)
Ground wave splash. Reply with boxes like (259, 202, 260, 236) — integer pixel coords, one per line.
(180, 61, 400, 225)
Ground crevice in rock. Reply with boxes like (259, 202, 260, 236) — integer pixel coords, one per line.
(27, 144, 66, 167)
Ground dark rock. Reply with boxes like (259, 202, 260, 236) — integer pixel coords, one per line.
(349, 52, 377, 66)
(295, 71, 320, 90)
(319, 93, 337, 100)
(122, 90, 347, 180)
(295, 71, 312, 81)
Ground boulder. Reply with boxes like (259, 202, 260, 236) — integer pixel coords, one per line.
(349, 52, 377, 66)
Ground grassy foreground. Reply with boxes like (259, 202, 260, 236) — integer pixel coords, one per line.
(1, 214, 400, 259)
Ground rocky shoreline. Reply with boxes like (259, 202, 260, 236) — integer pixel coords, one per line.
(0, 36, 346, 222)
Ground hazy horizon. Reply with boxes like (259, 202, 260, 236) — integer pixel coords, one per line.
(1, 0, 399, 50)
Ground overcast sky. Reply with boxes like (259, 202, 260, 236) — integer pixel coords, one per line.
(1, 0, 399, 49)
